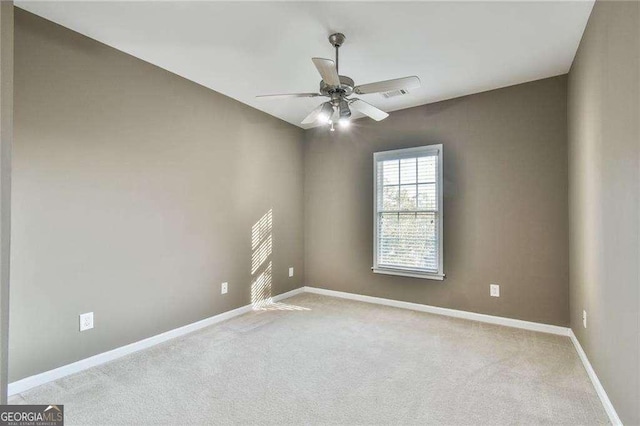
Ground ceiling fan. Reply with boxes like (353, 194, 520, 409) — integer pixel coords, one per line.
(257, 33, 421, 130)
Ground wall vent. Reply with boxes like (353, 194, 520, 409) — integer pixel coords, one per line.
(381, 89, 409, 99)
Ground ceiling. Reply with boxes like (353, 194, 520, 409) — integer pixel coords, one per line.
(16, 1, 594, 129)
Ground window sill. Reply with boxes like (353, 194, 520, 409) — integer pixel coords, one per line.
(372, 267, 445, 281)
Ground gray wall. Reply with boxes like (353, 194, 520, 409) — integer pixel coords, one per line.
(10, 9, 305, 381)
(304, 76, 570, 327)
(567, 1, 640, 424)
(0, 1, 13, 404)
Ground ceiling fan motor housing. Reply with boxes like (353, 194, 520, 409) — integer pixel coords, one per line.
(320, 75, 355, 97)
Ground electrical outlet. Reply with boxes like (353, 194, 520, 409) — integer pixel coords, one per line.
(289, 267, 294, 278)
(221, 282, 228, 295)
(583, 310, 587, 328)
(490, 284, 500, 297)
(79, 312, 94, 332)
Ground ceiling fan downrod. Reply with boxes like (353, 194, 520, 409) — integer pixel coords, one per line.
(329, 33, 346, 74)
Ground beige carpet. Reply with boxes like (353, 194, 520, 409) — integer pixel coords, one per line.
(10, 293, 609, 425)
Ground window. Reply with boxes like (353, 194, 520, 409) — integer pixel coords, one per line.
(373, 144, 444, 280)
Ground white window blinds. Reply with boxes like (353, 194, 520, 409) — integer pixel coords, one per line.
(373, 145, 444, 280)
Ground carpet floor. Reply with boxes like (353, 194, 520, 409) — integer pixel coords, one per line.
(10, 293, 609, 425)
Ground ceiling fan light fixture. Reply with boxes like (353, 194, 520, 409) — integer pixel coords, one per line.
(338, 118, 350, 128)
(317, 102, 334, 123)
(339, 99, 351, 119)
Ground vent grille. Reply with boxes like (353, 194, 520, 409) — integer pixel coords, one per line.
(381, 89, 409, 99)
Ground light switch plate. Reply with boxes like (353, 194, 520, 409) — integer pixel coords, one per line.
(79, 312, 94, 331)
(289, 267, 294, 278)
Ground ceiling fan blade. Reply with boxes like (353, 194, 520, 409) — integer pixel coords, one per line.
(301, 104, 325, 125)
(349, 99, 389, 121)
(312, 58, 341, 87)
(256, 93, 321, 99)
(354, 76, 421, 95)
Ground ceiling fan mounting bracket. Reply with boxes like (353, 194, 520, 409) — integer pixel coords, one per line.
(328, 33, 346, 48)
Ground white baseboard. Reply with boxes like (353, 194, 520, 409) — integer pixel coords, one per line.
(8, 287, 305, 396)
(270, 287, 305, 303)
(569, 330, 622, 425)
(304, 286, 570, 336)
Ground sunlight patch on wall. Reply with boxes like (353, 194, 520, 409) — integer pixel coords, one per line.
(251, 235, 272, 275)
(251, 209, 273, 308)
(250, 209, 309, 311)
(251, 209, 272, 251)
(251, 260, 273, 308)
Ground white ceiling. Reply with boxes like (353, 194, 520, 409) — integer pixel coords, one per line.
(16, 1, 594, 129)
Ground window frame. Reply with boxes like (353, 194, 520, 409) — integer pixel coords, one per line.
(372, 144, 444, 281)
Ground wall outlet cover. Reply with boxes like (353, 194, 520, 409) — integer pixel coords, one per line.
(289, 267, 294, 278)
(79, 312, 94, 332)
(490, 284, 500, 297)
(221, 282, 228, 295)
(583, 310, 587, 328)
